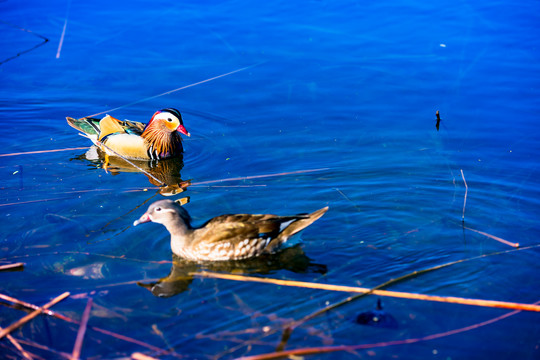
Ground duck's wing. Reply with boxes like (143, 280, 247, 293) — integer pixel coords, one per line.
(66, 115, 145, 138)
(66, 116, 102, 137)
(192, 214, 304, 260)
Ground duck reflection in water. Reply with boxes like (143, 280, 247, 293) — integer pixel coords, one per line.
(138, 246, 327, 298)
(71, 147, 189, 196)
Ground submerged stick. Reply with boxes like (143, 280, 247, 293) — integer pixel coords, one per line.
(237, 301, 540, 360)
(0, 293, 176, 356)
(0, 326, 34, 359)
(464, 226, 519, 248)
(0, 263, 25, 272)
(87, 63, 263, 118)
(0, 292, 70, 339)
(460, 169, 468, 222)
(191, 168, 330, 186)
(193, 272, 540, 312)
(0, 147, 89, 158)
(71, 298, 93, 360)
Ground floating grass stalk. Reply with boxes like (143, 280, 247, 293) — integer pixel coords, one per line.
(0, 326, 34, 359)
(0, 147, 89, 157)
(0, 292, 70, 339)
(235, 300, 540, 360)
(193, 272, 540, 312)
(460, 169, 468, 222)
(87, 63, 263, 118)
(0, 263, 24, 272)
(0, 293, 177, 356)
(71, 298, 93, 360)
(464, 226, 519, 248)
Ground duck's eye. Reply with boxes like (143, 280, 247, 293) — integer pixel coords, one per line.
(155, 207, 162, 212)
(167, 118, 173, 122)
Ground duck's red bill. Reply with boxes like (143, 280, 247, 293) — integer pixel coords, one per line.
(177, 124, 191, 137)
(133, 213, 151, 226)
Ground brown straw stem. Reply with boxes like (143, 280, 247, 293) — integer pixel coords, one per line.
(0, 326, 34, 359)
(71, 298, 93, 360)
(464, 226, 519, 248)
(193, 272, 540, 312)
(0, 292, 70, 339)
(460, 169, 468, 222)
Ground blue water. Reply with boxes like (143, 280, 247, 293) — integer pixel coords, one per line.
(1, 0, 539, 359)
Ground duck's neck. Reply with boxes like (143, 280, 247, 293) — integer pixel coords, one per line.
(164, 219, 192, 255)
(142, 125, 183, 158)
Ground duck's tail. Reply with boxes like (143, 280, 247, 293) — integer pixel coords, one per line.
(66, 116, 101, 137)
(265, 206, 329, 253)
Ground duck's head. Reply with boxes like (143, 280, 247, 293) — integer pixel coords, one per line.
(133, 199, 192, 228)
(148, 108, 190, 136)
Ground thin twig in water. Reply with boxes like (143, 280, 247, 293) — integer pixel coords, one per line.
(56, 0, 71, 59)
(460, 169, 468, 222)
(87, 63, 264, 118)
(0, 293, 178, 356)
(192, 168, 330, 186)
(235, 300, 540, 360)
(0, 147, 89, 158)
(0, 326, 34, 359)
(132, 352, 159, 360)
(71, 298, 93, 360)
(333, 187, 362, 212)
(0, 20, 49, 66)
(193, 272, 540, 312)
(464, 226, 519, 248)
(0, 292, 70, 339)
(0, 262, 25, 272)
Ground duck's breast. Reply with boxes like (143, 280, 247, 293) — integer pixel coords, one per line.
(101, 133, 150, 160)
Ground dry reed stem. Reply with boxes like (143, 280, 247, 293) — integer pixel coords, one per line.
(193, 272, 540, 312)
(0, 326, 34, 359)
(0, 262, 25, 271)
(464, 226, 519, 248)
(191, 168, 330, 186)
(87, 63, 262, 118)
(71, 298, 93, 360)
(0, 292, 70, 339)
(460, 169, 468, 222)
(132, 352, 159, 360)
(0, 147, 89, 157)
(235, 300, 540, 360)
(0, 293, 176, 356)
(13, 337, 72, 359)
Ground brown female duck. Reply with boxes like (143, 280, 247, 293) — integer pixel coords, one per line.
(133, 200, 328, 261)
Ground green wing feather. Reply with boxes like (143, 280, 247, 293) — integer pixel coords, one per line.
(66, 117, 101, 136)
(66, 116, 145, 137)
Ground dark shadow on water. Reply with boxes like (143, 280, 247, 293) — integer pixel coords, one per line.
(71, 146, 189, 196)
(138, 245, 328, 298)
(355, 298, 398, 329)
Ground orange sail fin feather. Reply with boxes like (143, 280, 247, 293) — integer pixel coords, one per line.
(97, 115, 127, 141)
(66, 108, 189, 160)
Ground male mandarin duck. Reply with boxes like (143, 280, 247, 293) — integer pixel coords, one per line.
(133, 199, 329, 261)
(66, 108, 190, 160)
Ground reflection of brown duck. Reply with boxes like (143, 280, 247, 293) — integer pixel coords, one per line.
(71, 148, 189, 195)
(133, 200, 329, 261)
(138, 246, 327, 297)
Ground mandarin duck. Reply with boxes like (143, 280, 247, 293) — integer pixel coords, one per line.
(133, 199, 329, 261)
(66, 108, 190, 160)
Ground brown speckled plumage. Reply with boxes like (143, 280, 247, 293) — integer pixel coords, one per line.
(133, 199, 328, 261)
